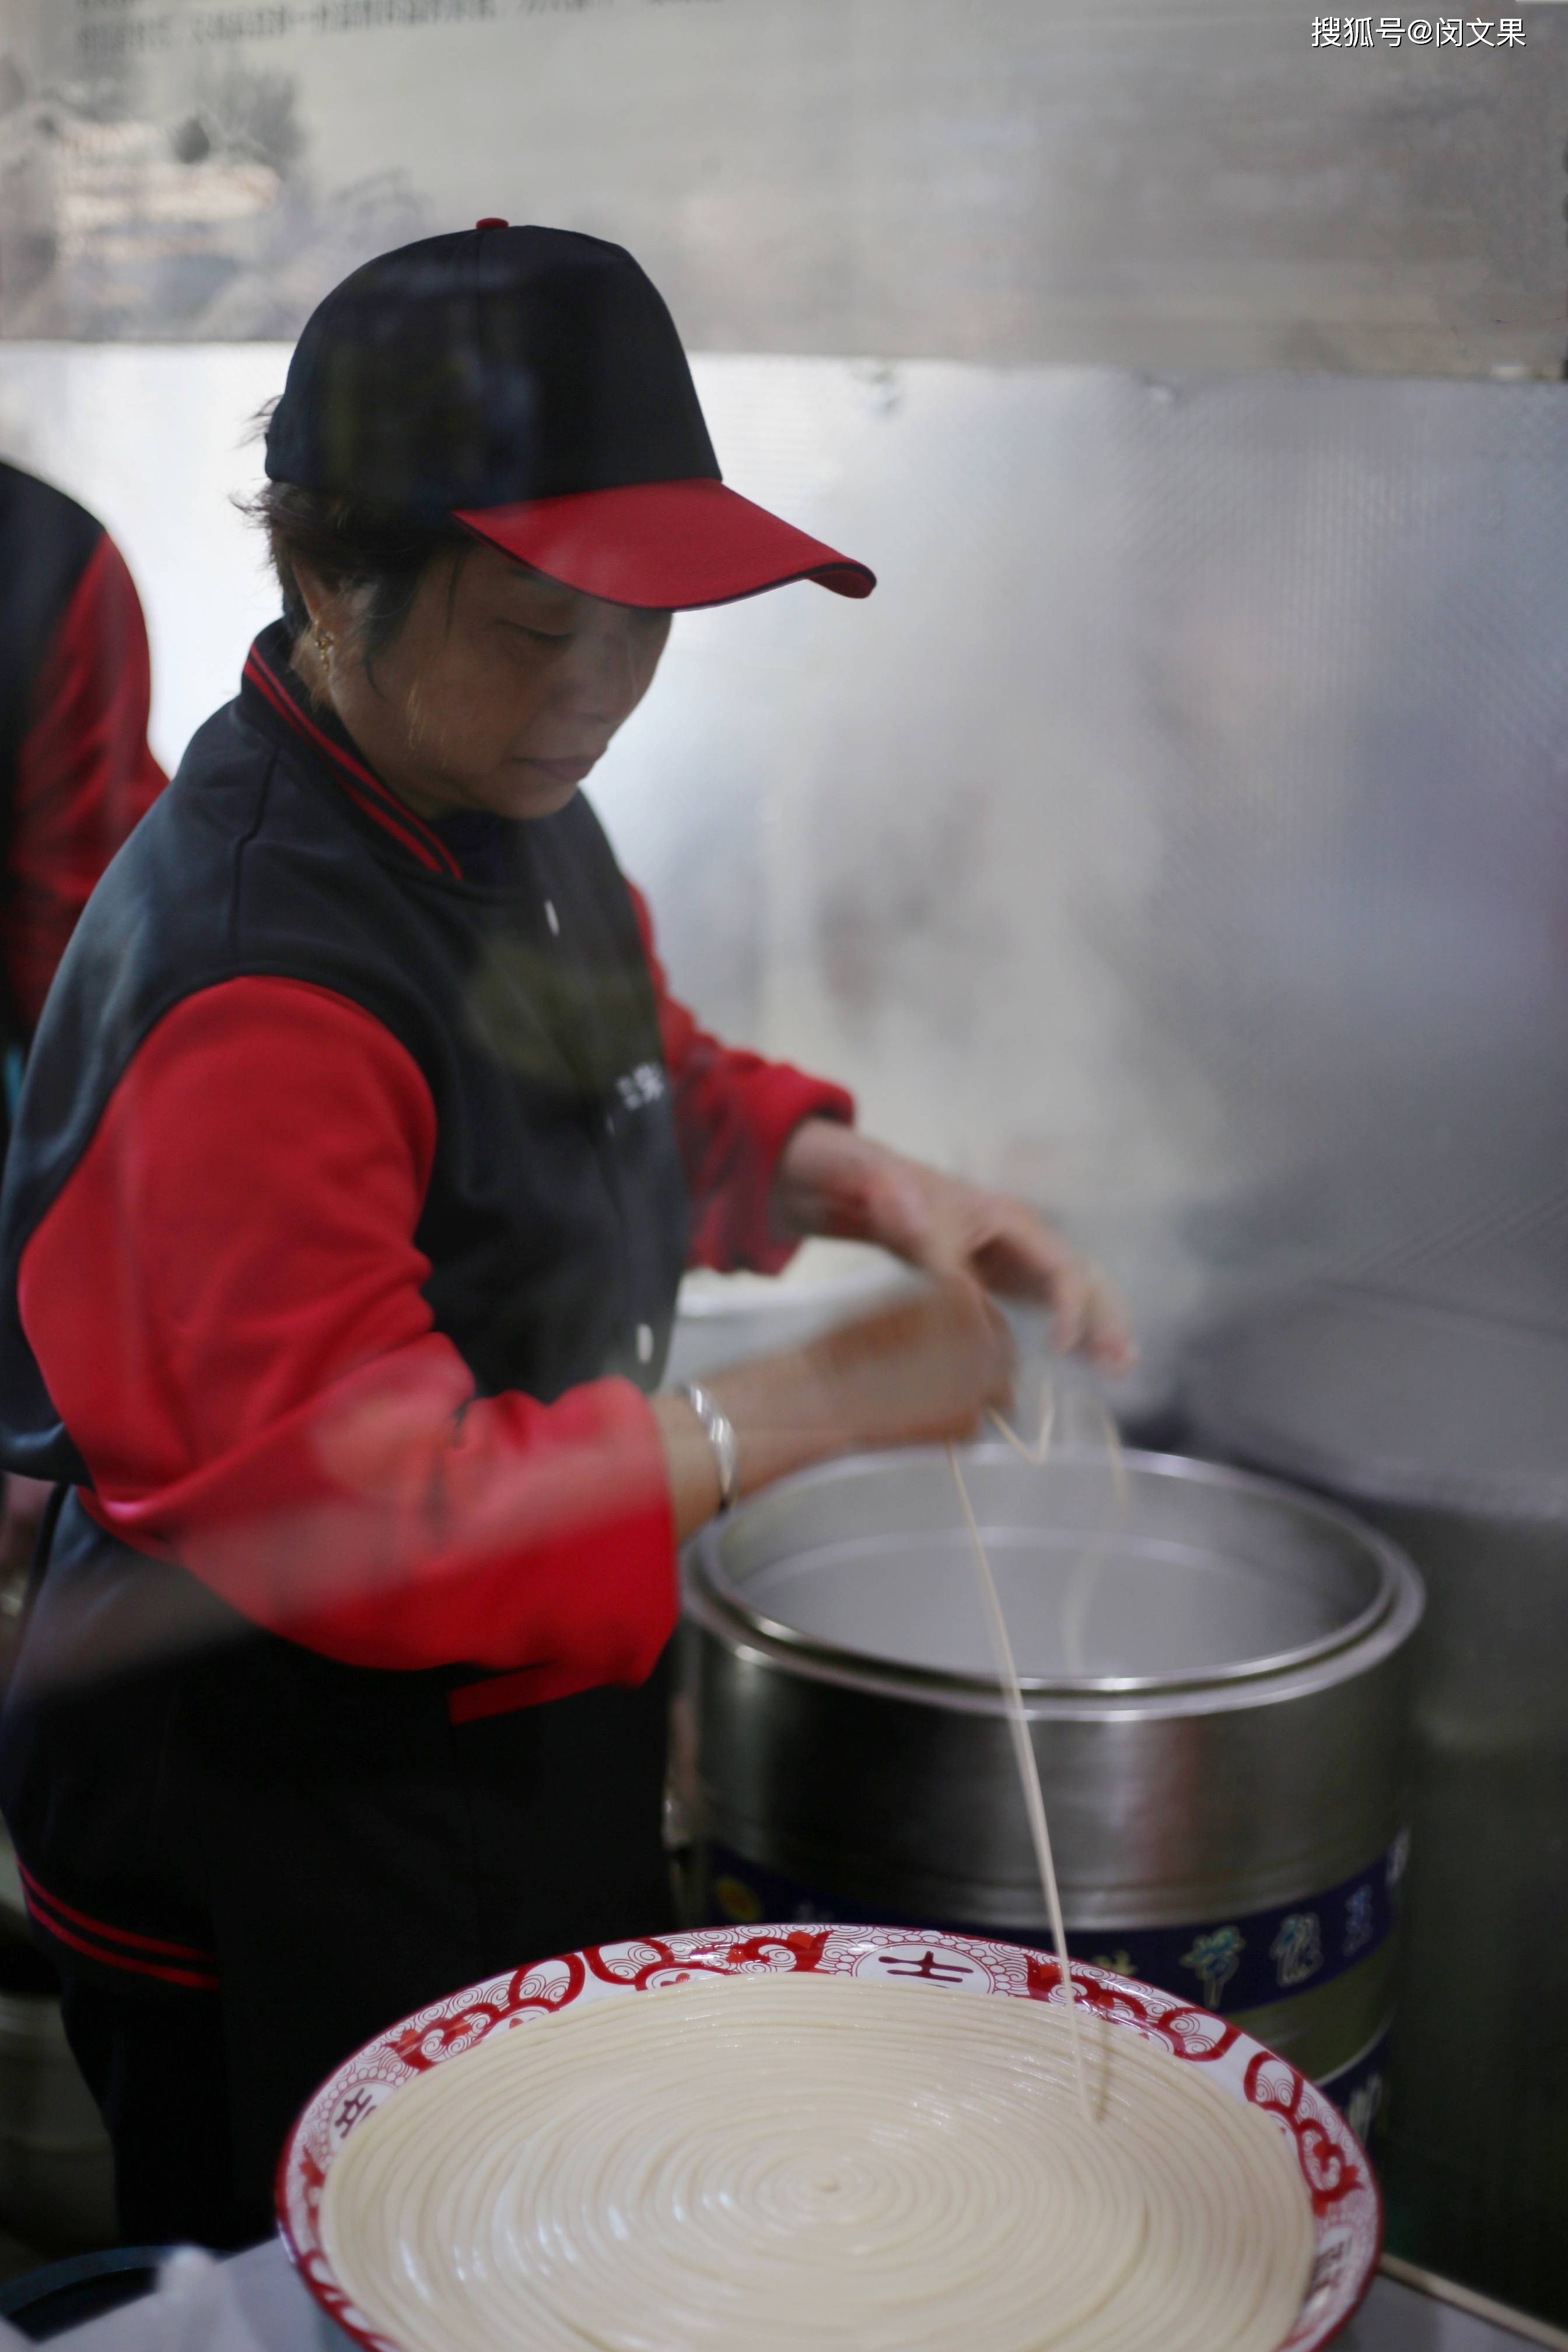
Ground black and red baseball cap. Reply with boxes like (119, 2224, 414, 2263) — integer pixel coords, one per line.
(264, 221, 874, 611)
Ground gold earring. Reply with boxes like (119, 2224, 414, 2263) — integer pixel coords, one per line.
(313, 623, 335, 669)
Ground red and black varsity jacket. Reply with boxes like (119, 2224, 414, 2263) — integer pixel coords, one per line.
(0, 463, 166, 1055)
(0, 620, 850, 1686)
(0, 622, 851, 1988)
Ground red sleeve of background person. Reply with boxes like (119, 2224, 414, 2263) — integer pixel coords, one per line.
(18, 979, 680, 1690)
(627, 883, 854, 1272)
(7, 535, 167, 1030)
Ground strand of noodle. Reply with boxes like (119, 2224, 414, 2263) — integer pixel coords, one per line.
(988, 1387, 1058, 1466)
(987, 1390, 1130, 1688)
(946, 1436, 1093, 2123)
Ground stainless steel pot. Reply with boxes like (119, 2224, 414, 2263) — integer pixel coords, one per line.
(681, 1443, 1422, 2138)
(1184, 1289, 1568, 2326)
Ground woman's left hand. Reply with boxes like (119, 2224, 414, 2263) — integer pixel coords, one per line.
(773, 1120, 1135, 1375)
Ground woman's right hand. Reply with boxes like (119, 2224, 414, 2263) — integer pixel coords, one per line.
(654, 1278, 1015, 1539)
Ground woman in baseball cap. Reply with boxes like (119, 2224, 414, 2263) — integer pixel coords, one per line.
(0, 223, 1129, 2245)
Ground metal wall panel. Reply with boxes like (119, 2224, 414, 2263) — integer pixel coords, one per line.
(2, 345, 1564, 1405)
(603, 362, 1568, 1414)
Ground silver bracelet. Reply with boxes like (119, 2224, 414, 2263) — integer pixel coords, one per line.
(683, 1382, 739, 1513)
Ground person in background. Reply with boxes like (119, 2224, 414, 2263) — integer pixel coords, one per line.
(0, 463, 166, 1597)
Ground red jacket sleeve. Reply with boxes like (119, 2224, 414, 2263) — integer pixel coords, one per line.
(628, 883, 854, 1274)
(17, 978, 678, 1692)
(7, 534, 167, 1032)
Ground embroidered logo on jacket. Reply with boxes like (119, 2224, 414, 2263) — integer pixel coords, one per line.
(616, 1063, 667, 1112)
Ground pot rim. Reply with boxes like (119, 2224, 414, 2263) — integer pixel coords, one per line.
(685, 1444, 1424, 1706)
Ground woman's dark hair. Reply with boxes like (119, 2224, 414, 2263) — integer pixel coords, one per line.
(243, 471, 475, 674)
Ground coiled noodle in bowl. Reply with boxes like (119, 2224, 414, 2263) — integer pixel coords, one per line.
(279, 1929, 1381, 2352)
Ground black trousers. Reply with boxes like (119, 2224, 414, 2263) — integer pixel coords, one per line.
(3, 1500, 674, 2249)
(59, 1977, 246, 2248)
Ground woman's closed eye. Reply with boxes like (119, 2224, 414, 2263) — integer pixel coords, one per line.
(500, 618, 573, 646)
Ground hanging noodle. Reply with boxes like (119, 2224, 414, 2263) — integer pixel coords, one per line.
(947, 1381, 1130, 2117)
(320, 1972, 1314, 2352)
(985, 1387, 1129, 1678)
(946, 1429, 1091, 2120)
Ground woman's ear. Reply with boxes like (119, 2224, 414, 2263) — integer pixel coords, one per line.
(290, 559, 341, 638)
(289, 562, 355, 705)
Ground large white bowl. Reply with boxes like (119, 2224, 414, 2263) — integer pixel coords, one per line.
(278, 1922, 1381, 2352)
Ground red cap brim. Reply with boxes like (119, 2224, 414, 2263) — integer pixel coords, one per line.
(452, 478, 874, 610)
